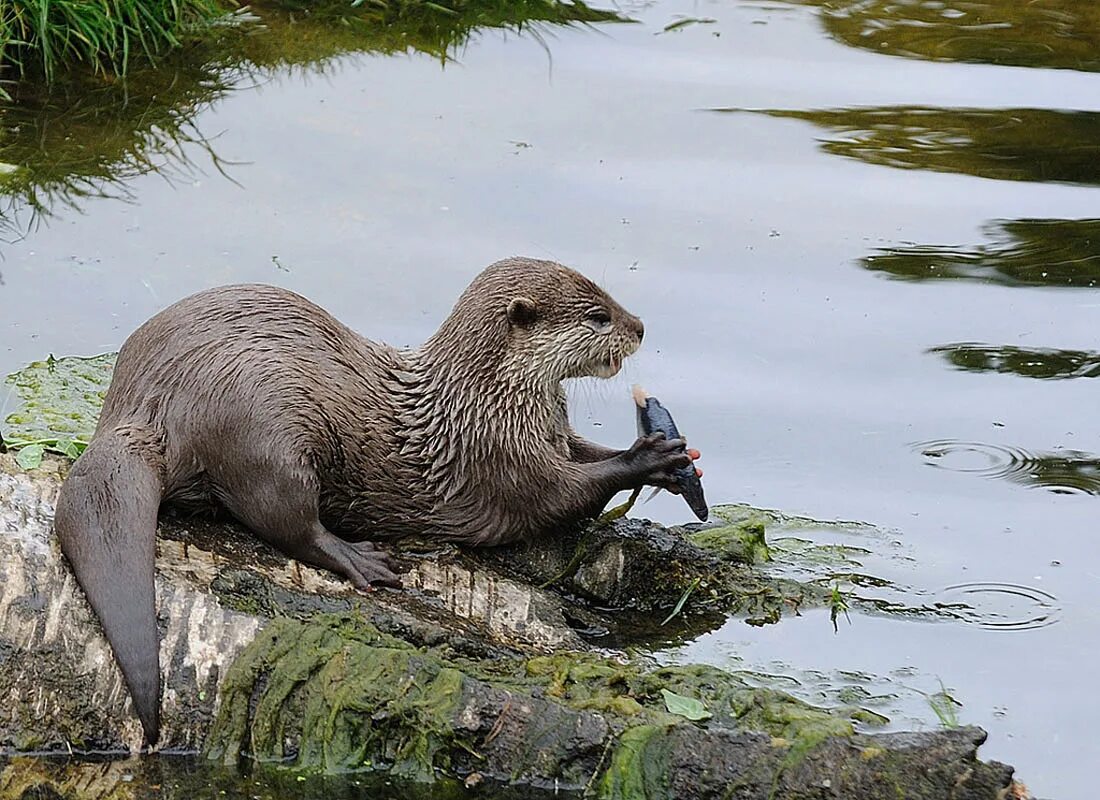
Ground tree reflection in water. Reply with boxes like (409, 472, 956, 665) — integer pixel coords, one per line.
(0, 0, 624, 239)
(778, 0, 1100, 73)
(860, 218, 1100, 288)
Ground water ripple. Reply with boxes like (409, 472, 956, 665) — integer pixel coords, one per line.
(915, 439, 1100, 495)
(931, 582, 1062, 631)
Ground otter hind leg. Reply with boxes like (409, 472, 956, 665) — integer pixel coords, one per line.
(296, 523, 402, 590)
(220, 472, 401, 590)
(54, 431, 164, 745)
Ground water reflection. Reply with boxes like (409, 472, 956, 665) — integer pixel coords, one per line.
(780, 0, 1100, 73)
(0, 69, 237, 240)
(915, 439, 1100, 495)
(736, 107, 1100, 186)
(862, 218, 1100, 287)
(929, 343, 1100, 380)
(0, 0, 624, 237)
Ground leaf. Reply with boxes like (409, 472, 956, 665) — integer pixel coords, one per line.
(51, 438, 86, 459)
(661, 577, 700, 625)
(661, 689, 712, 721)
(15, 443, 46, 470)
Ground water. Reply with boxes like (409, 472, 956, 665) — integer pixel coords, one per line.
(2, 1, 1098, 796)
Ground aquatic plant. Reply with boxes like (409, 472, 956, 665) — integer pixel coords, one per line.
(1, 353, 114, 468)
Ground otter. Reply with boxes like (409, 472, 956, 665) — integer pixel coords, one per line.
(54, 257, 696, 745)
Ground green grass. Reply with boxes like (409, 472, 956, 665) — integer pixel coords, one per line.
(0, 0, 228, 90)
(0, 0, 622, 96)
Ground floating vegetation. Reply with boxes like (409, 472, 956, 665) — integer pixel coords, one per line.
(1, 353, 114, 468)
(828, 584, 851, 633)
(915, 439, 1100, 496)
(728, 107, 1100, 187)
(862, 219, 1100, 288)
(702, 505, 1062, 630)
(922, 681, 962, 729)
(776, 0, 1100, 73)
(929, 343, 1100, 380)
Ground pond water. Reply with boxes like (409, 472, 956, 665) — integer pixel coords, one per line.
(2, 1, 1098, 796)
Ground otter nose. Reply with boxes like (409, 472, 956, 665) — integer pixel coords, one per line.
(633, 317, 645, 342)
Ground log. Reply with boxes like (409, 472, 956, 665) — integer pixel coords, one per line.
(0, 453, 1029, 799)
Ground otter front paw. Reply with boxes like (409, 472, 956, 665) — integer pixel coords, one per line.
(619, 432, 692, 489)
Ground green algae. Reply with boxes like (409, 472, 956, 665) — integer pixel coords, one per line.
(687, 512, 771, 564)
(596, 724, 671, 800)
(208, 614, 475, 778)
(1, 353, 114, 466)
(209, 613, 872, 788)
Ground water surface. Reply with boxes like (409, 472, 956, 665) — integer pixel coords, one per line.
(2, 1, 1098, 796)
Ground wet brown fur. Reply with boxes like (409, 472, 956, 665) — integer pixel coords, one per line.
(53, 257, 691, 745)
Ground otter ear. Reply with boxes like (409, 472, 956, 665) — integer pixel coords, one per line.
(507, 297, 539, 327)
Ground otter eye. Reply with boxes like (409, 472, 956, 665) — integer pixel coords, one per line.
(584, 308, 613, 333)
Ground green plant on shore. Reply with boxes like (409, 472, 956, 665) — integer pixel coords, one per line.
(0, 0, 228, 91)
(0, 0, 625, 234)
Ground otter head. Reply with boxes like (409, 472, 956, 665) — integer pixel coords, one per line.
(427, 257, 645, 387)
(477, 257, 645, 384)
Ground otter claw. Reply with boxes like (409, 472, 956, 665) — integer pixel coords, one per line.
(339, 540, 403, 590)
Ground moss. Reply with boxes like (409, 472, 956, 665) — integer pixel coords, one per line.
(688, 515, 771, 564)
(209, 613, 867, 787)
(208, 614, 481, 778)
(596, 724, 672, 799)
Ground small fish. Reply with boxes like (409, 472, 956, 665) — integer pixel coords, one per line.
(632, 385, 708, 521)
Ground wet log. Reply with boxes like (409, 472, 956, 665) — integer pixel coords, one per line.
(0, 453, 1028, 799)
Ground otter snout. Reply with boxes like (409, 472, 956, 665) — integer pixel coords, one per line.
(621, 313, 644, 344)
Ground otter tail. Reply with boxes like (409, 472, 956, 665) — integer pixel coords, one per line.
(54, 429, 164, 745)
